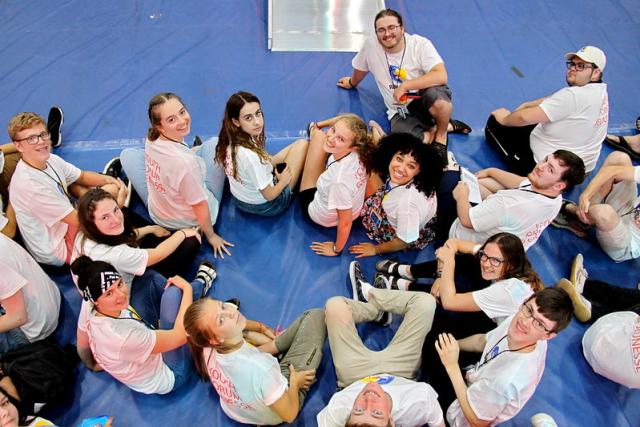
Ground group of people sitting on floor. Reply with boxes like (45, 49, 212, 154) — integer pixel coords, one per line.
(0, 6, 638, 427)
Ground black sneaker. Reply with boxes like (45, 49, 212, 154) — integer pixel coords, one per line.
(47, 106, 64, 148)
(193, 135, 203, 147)
(103, 157, 133, 208)
(196, 261, 217, 298)
(376, 311, 393, 327)
(349, 261, 368, 303)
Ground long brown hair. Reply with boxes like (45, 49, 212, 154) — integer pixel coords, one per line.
(184, 298, 217, 380)
(214, 91, 269, 181)
(146, 92, 186, 141)
(335, 113, 376, 171)
(480, 232, 544, 291)
(76, 188, 138, 250)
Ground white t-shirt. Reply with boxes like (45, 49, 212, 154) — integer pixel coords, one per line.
(0, 234, 60, 341)
(145, 138, 212, 229)
(78, 302, 174, 394)
(582, 311, 640, 389)
(9, 155, 80, 265)
(226, 146, 274, 204)
(0, 201, 7, 231)
(317, 374, 443, 427)
(447, 315, 547, 427)
(308, 153, 367, 227)
(449, 180, 562, 250)
(352, 33, 444, 120)
(472, 277, 533, 325)
(203, 342, 288, 425)
(71, 232, 148, 286)
(531, 83, 608, 173)
(383, 184, 437, 243)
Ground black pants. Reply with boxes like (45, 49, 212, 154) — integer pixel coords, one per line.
(584, 279, 640, 323)
(435, 170, 461, 242)
(138, 234, 201, 279)
(484, 115, 537, 176)
(408, 253, 490, 293)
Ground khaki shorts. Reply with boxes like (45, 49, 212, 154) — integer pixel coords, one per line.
(596, 180, 640, 261)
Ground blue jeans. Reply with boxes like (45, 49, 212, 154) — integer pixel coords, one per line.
(128, 269, 206, 391)
(121, 137, 225, 224)
(0, 320, 30, 354)
(232, 186, 293, 216)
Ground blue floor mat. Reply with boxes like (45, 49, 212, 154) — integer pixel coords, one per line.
(2, 1, 639, 426)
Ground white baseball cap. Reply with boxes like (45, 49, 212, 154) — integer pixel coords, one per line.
(565, 46, 606, 70)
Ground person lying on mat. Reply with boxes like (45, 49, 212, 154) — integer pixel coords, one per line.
(553, 151, 640, 262)
(7, 112, 126, 266)
(449, 150, 585, 250)
(72, 188, 201, 283)
(120, 92, 232, 258)
(355, 232, 544, 412)
(436, 287, 572, 426)
(0, 233, 60, 354)
(337, 8, 470, 163)
(214, 91, 308, 217)
(300, 114, 375, 257)
(485, 46, 608, 175)
(74, 256, 215, 394)
(318, 282, 443, 426)
(184, 299, 326, 424)
(350, 132, 442, 258)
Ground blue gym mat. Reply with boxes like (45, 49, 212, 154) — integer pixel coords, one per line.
(2, 1, 639, 426)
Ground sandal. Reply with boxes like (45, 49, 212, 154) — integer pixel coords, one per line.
(604, 135, 640, 161)
(449, 119, 472, 135)
(307, 122, 317, 138)
(374, 271, 414, 291)
(551, 202, 589, 238)
(375, 259, 413, 280)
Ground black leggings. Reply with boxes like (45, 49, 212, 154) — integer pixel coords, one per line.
(407, 253, 490, 294)
(139, 234, 201, 279)
(484, 115, 537, 176)
(584, 279, 640, 323)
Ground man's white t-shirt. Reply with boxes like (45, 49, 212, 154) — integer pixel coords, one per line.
(0, 234, 60, 341)
(449, 179, 562, 250)
(78, 302, 174, 394)
(383, 184, 437, 243)
(583, 311, 640, 389)
(226, 146, 274, 205)
(447, 314, 547, 426)
(71, 232, 148, 287)
(308, 153, 367, 227)
(472, 278, 533, 325)
(145, 138, 214, 229)
(10, 155, 80, 265)
(317, 374, 443, 427)
(352, 33, 444, 119)
(203, 342, 287, 425)
(531, 83, 608, 173)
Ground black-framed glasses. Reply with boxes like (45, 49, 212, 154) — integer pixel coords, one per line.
(15, 131, 51, 145)
(478, 250, 504, 267)
(520, 303, 552, 333)
(565, 61, 595, 71)
(375, 24, 401, 35)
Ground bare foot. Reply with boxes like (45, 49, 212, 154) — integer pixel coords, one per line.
(607, 134, 640, 152)
(368, 120, 386, 143)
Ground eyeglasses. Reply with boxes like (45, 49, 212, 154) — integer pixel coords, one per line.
(520, 303, 553, 333)
(478, 250, 504, 267)
(375, 24, 401, 35)
(565, 61, 595, 71)
(15, 131, 51, 145)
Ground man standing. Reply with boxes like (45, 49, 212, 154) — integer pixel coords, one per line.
(337, 9, 469, 159)
(485, 46, 608, 174)
(554, 151, 640, 262)
(449, 150, 585, 250)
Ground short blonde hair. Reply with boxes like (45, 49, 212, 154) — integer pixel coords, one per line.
(7, 112, 46, 141)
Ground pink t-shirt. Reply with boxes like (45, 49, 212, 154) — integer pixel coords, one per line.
(145, 139, 208, 229)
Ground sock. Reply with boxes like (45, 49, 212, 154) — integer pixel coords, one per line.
(396, 278, 412, 291)
(361, 281, 373, 301)
(399, 265, 414, 280)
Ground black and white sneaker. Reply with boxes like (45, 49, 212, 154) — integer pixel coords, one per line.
(376, 311, 393, 327)
(349, 261, 368, 302)
(47, 106, 64, 148)
(103, 156, 133, 207)
(196, 261, 217, 298)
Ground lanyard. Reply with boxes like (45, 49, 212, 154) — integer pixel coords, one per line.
(22, 159, 71, 200)
(326, 151, 353, 169)
(382, 178, 413, 202)
(384, 35, 407, 89)
(96, 306, 156, 330)
(518, 183, 558, 200)
(476, 334, 535, 370)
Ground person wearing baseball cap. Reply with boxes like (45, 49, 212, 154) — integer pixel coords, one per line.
(484, 45, 608, 175)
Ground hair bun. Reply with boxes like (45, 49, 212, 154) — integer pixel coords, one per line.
(70, 255, 94, 277)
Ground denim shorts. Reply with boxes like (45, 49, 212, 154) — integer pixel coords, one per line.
(232, 186, 293, 217)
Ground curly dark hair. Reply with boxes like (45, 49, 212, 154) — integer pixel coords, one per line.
(372, 132, 443, 197)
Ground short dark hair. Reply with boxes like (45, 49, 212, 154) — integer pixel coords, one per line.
(525, 287, 573, 333)
(553, 149, 586, 189)
(374, 8, 403, 29)
(372, 132, 443, 197)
